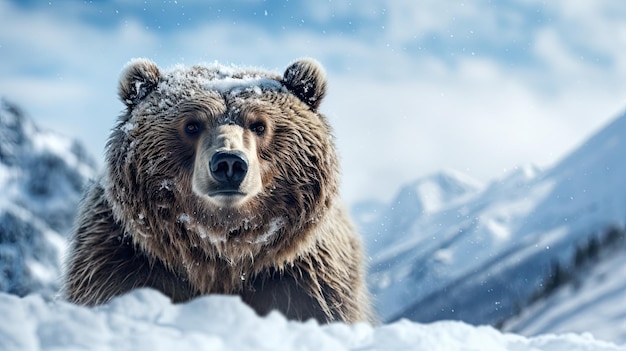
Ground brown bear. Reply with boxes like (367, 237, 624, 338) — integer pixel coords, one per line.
(63, 58, 372, 323)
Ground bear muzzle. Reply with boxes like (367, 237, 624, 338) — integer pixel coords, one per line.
(192, 124, 263, 207)
(209, 150, 249, 193)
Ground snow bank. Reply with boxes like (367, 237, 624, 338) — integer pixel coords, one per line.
(0, 289, 622, 351)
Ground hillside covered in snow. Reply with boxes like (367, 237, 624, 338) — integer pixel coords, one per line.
(0, 99, 96, 297)
(358, 109, 626, 343)
(502, 232, 626, 343)
(1, 288, 623, 351)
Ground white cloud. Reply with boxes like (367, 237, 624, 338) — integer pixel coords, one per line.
(533, 29, 584, 74)
(523, 0, 626, 73)
(304, 0, 383, 23)
(385, 1, 482, 41)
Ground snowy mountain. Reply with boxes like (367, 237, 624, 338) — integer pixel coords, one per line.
(1, 288, 623, 351)
(0, 99, 96, 297)
(354, 169, 483, 256)
(362, 109, 626, 342)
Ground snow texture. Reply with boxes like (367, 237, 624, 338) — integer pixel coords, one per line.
(0, 288, 623, 351)
(146, 61, 284, 115)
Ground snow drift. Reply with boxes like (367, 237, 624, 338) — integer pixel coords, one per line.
(1, 288, 623, 351)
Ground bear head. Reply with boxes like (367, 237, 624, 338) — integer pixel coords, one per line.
(105, 58, 339, 267)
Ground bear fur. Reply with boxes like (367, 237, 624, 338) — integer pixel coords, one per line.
(63, 58, 372, 323)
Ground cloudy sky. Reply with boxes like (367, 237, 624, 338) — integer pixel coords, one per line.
(1, 0, 625, 205)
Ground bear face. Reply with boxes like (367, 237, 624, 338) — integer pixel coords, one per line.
(106, 59, 338, 267)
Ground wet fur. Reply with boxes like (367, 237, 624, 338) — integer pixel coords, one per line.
(63, 59, 372, 323)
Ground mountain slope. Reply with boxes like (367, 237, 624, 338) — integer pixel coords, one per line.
(0, 99, 96, 297)
(365, 109, 626, 336)
(503, 239, 626, 343)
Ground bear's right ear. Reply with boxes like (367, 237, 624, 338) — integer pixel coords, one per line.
(118, 58, 161, 108)
(282, 58, 327, 111)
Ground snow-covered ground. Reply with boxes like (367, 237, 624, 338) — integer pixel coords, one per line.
(1, 288, 623, 351)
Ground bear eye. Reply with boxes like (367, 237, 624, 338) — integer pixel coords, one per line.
(249, 122, 266, 136)
(184, 121, 203, 135)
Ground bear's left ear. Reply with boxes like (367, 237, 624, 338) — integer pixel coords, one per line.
(282, 58, 327, 111)
(118, 58, 161, 109)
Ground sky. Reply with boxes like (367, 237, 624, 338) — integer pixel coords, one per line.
(1, 0, 625, 206)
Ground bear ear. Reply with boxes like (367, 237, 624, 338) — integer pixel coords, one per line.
(282, 58, 327, 110)
(118, 58, 161, 108)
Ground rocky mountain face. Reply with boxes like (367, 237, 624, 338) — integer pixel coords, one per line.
(0, 99, 96, 297)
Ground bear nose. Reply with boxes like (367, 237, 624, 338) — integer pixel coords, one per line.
(210, 151, 248, 186)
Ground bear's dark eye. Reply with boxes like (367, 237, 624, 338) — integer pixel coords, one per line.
(250, 122, 266, 136)
(184, 121, 203, 136)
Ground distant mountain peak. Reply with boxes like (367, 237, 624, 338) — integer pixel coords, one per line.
(355, 169, 483, 258)
(486, 164, 542, 193)
(395, 169, 482, 215)
(547, 110, 626, 181)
